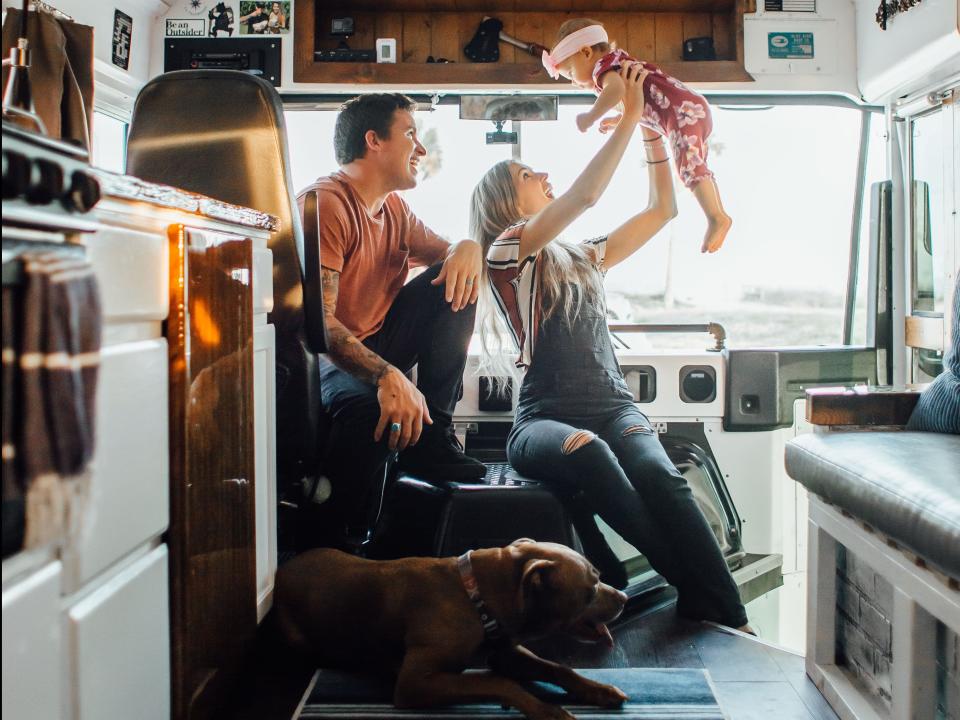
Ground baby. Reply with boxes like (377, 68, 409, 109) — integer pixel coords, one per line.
(542, 18, 732, 253)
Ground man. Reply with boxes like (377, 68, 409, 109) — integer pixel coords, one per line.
(297, 93, 486, 521)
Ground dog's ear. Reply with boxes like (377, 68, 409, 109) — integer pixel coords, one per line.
(517, 557, 556, 614)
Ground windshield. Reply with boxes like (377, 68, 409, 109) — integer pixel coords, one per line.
(285, 99, 883, 349)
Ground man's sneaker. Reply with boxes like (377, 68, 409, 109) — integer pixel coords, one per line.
(398, 425, 487, 482)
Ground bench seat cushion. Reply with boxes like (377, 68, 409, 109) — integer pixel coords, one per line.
(786, 431, 960, 578)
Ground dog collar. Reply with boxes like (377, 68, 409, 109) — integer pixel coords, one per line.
(457, 550, 506, 645)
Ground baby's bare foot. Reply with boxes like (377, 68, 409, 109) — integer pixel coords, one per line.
(702, 213, 732, 253)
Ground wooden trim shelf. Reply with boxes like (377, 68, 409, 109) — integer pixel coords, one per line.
(294, 1, 753, 86)
(292, 59, 752, 85)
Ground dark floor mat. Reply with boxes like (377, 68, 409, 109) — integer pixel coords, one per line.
(297, 666, 725, 718)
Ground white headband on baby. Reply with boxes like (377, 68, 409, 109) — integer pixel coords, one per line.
(541, 25, 609, 79)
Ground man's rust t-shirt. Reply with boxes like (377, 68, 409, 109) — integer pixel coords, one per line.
(298, 171, 449, 340)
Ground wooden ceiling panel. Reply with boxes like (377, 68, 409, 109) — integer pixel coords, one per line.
(334, 0, 734, 12)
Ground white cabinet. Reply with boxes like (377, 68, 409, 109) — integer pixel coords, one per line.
(61, 340, 169, 592)
(2, 561, 62, 720)
(66, 547, 169, 720)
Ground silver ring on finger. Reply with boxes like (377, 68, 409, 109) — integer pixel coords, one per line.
(390, 422, 401, 433)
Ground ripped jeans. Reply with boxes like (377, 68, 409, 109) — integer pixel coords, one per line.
(508, 371, 747, 628)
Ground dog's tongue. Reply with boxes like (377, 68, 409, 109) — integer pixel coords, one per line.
(575, 619, 614, 647)
(596, 623, 614, 648)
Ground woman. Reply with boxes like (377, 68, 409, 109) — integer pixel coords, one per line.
(469, 64, 750, 631)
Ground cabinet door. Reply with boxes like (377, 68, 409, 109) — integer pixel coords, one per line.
(62, 339, 169, 592)
(2, 561, 62, 720)
(67, 546, 169, 720)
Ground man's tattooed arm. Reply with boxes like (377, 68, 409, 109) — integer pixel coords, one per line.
(321, 268, 392, 386)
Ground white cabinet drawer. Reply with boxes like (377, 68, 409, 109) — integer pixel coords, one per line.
(82, 227, 167, 326)
(67, 546, 169, 720)
(2, 562, 62, 720)
(252, 246, 273, 316)
(63, 340, 168, 591)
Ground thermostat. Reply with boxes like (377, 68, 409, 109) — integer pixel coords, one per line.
(376, 38, 397, 63)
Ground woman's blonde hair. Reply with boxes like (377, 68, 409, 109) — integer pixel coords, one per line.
(468, 160, 605, 385)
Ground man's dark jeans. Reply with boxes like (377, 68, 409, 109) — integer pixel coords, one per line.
(318, 263, 476, 532)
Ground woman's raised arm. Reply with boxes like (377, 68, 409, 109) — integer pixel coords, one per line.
(601, 129, 678, 270)
(518, 64, 650, 259)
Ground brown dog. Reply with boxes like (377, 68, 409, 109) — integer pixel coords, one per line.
(274, 538, 629, 719)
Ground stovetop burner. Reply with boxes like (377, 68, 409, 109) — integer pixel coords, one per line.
(2, 120, 101, 233)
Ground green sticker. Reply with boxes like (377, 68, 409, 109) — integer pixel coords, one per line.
(768, 32, 814, 59)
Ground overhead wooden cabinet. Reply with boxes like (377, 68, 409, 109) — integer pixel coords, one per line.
(295, 0, 754, 85)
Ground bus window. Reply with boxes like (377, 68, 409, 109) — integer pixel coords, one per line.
(522, 103, 885, 349)
(284, 109, 339, 192)
(91, 111, 127, 172)
(910, 109, 947, 316)
(284, 105, 513, 244)
(907, 103, 950, 381)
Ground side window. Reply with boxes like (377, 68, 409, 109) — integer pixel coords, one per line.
(284, 110, 340, 193)
(909, 108, 947, 316)
(90, 111, 128, 173)
(907, 100, 952, 381)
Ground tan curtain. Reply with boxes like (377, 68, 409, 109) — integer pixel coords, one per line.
(2, 9, 94, 151)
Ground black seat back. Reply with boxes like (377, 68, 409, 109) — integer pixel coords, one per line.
(125, 69, 327, 497)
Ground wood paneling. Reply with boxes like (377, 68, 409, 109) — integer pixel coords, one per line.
(654, 13, 684, 62)
(167, 225, 256, 720)
(805, 387, 922, 427)
(341, 0, 735, 10)
(297, 2, 751, 84)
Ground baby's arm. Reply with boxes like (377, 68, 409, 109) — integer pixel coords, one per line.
(576, 71, 626, 133)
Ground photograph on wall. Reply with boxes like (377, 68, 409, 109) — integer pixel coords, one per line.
(208, 2, 236, 37)
(239, 1, 290, 35)
(112, 9, 133, 69)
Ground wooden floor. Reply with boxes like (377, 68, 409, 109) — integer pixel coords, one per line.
(225, 589, 838, 720)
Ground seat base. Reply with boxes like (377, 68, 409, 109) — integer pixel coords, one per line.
(370, 463, 577, 559)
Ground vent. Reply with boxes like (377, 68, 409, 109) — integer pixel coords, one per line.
(765, 0, 816, 11)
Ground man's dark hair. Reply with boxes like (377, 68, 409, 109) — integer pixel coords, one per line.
(334, 93, 417, 165)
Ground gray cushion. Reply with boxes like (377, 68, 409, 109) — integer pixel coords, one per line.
(786, 431, 960, 578)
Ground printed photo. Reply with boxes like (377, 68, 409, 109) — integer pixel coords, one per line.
(239, 1, 290, 35)
(208, 2, 235, 37)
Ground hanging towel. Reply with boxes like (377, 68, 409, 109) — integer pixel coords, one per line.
(1, 9, 95, 151)
(3, 250, 102, 553)
(2, 277, 24, 557)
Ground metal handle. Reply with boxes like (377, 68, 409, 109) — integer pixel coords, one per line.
(607, 322, 727, 351)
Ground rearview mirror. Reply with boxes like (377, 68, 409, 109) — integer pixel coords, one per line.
(459, 95, 558, 122)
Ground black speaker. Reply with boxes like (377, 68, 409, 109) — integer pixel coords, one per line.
(679, 365, 717, 403)
(683, 36, 716, 61)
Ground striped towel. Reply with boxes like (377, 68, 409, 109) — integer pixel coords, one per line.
(1, 250, 102, 555)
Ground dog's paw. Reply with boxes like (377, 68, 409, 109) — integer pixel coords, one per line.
(570, 681, 628, 708)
